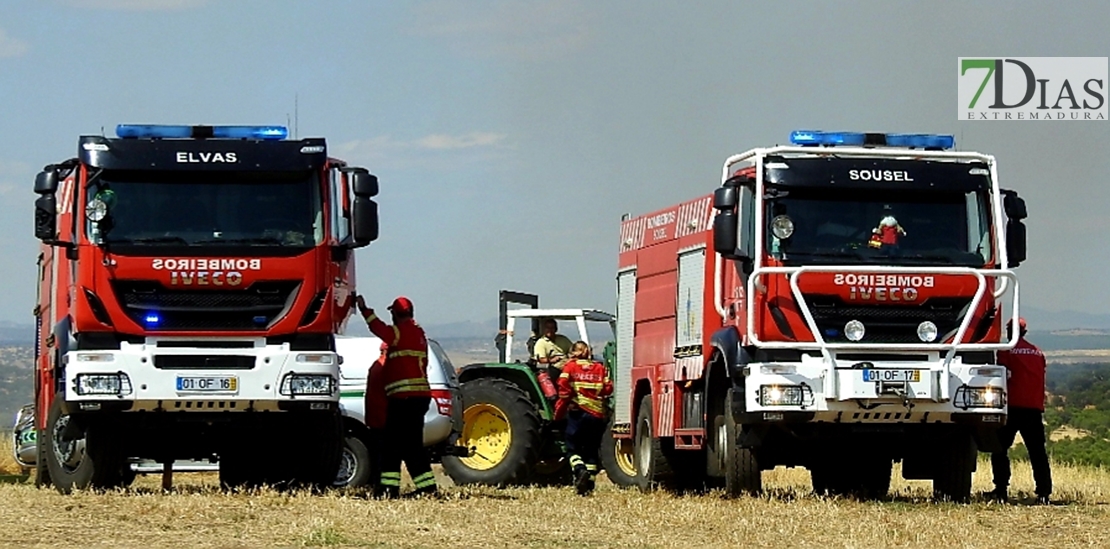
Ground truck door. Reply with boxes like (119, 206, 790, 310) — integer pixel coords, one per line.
(615, 269, 636, 425)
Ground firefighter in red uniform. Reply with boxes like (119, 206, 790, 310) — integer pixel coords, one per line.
(555, 341, 613, 495)
(354, 295, 437, 498)
(989, 317, 1052, 503)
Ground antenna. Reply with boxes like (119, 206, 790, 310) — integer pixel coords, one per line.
(294, 94, 299, 139)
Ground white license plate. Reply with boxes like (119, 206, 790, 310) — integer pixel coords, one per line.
(176, 376, 238, 393)
(862, 369, 921, 383)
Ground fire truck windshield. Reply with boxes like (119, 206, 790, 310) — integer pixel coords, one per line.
(765, 186, 993, 267)
(85, 170, 323, 248)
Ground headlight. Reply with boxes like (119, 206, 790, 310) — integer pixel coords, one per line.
(86, 198, 108, 222)
(917, 321, 938, 342)
(771, 215, 795, 239)
(75, 373, 132, 396)
(955, 385, 1006, 409)
(295, 353, 335, 365)
(280, 374, 335, 396)
(759, 384, 810, 406)
(844, 320, 865, 342)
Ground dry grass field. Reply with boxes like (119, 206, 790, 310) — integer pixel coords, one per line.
(0, 437, 1108, 549)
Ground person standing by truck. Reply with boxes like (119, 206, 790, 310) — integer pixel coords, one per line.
(988, 317, 1052, 504)
(355, 295, 437, 498)
(555, 341, 613, 495)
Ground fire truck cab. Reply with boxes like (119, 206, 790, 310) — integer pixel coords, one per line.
(31, 124, 379, 493)
(615, 131, 1026, 501)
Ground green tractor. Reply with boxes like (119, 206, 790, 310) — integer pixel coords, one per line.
(441, 291, 637, 487)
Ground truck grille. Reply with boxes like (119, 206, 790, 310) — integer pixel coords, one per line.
(111, 280, 300, 331)
(804, 295, 972, 344)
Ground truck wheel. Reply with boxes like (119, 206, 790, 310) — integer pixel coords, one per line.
(333, 435, 374, 489)
(634, 395, 676, 492)
(600, 417, 637, 488)
(934, 431, 976, 503)
(722, 410, 761, 497)
(442, 378, 540, 486)
(43, 393, 127, 493)
(858, 458, 892, 499)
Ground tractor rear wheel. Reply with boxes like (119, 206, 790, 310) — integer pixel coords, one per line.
(442, 378, 541, 486)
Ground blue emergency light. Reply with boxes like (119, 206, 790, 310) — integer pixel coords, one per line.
(789, 130, 954, 150)
(143, 313, 161, 326)
(115, 124, 289, 141)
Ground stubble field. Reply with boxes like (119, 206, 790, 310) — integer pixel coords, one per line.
(0, 435, 1108, 549)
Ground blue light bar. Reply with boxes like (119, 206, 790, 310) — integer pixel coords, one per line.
(115, 124, 289, 140)
(789, 130, 955, 150)
(211, 126, 289, 140)
(885, 133, 955, 150)
(789, 130, 866, 147)
(117, 125, 192, 139)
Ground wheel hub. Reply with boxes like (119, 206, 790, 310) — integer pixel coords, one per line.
(51, 415, 87, 473)
(615, 437, 636, 477)
(459, 403, 512, 471)
(333, 447, 357, 486)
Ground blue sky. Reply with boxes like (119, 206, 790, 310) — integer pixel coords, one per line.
(0, 1, 1108, 329)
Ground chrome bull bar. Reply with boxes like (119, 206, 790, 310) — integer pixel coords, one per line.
(744, 265, 1019, 402)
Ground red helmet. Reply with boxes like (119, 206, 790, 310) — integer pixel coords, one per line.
(1007, 317, 1028, 332)
(388, 296, 414, 314)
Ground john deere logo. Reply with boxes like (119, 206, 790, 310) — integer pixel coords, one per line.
(958, 57, 1107, 121)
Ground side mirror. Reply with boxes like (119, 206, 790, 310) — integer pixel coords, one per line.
(1003, 191, 1027, 220)
(1006, 219, 1026, 267)
(713, 211, 739, 256)
(34, 169, 58, 195)
(351, 196, 379, 246)
(35, 194, 57, 241)
(713, 187, 737, 210)
(350, 170, 379, 198)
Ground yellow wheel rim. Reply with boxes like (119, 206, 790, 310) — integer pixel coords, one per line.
(459, 403, 512, 471)
(614, 437, 636, 477)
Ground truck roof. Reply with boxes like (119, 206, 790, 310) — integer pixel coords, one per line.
(619, 194, 713, 255)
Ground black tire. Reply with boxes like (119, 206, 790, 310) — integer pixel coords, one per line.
(600, 417, 637, 488)
(934, 431, 976, 503)
(42, 393, 128, 494)
(333, 435, 374, 489)
(722, 407, 760, 497)
(441, 378, 542, 486)
(634, 395, 675, 492)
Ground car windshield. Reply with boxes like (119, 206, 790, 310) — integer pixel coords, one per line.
(86, 170, 323, 247)
(766, 186, 993, 267)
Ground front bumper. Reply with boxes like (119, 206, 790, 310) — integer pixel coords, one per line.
(63, 339, 340, 412)
(740, 354, 1008, 423)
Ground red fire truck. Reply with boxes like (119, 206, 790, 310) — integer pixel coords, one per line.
(31, 124, 379, 493)
(612, 131, 1026, 501)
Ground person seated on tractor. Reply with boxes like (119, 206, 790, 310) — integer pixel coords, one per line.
(533, 318, 573, 371)
(555, 341, 614, 496)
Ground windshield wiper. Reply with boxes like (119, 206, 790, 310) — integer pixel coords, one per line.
(107, 236, 190, 245)
(192, 236, 288, 246)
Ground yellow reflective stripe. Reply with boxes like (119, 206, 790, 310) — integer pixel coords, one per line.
(390, 325, 400, 345)
(388, 350, 428, 358)
(385, 378, 431, 395)
(572, 381, 605, 390)
(559, 372, 570, 380)
(380, 471, 402, 486)
(412, 471, 436, 489)
(576, 399, 605, 414)
(585, 464, 599, 472)
(365, 313, 379, 323)
(569, 455, 584, 468)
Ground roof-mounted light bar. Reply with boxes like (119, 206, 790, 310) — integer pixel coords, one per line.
(115, 125, 289, 141)
(788, 130, 954, 150)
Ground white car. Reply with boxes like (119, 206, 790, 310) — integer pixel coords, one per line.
(332, 336, 464, 488)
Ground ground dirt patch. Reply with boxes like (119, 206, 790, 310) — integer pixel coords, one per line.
(0, 458, 1107, 548)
